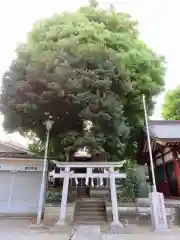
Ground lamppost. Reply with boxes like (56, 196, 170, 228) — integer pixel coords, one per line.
(36, 118, 54, 225)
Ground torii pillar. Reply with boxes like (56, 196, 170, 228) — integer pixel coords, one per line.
(56, 167, 70, 225)
(107, 167, 123, 233)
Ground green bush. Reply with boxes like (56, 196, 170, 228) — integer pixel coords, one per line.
(45, 186, 76, 204)
(135, 165, 149, 198)
(45, 190, 61, 203)
(119, 160, 140, 203)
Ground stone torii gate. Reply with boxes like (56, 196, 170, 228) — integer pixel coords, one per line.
(51, 162, 126, 227)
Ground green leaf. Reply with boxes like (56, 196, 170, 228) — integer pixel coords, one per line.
(0, 4, 165, 160)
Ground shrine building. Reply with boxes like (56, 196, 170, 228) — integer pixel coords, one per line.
(137, 120, 180, 198)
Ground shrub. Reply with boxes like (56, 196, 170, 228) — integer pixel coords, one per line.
(45, 186, 76, 204)
(45, 190, 61, 203)
(119, 160, 140, 203)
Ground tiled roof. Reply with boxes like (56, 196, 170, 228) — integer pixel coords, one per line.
(0, 152, 32, 158)
(146, 120, 180, 141)
(0, 141, 36, 158)
(0, 141, 62, 160)
(2, 141, 34, 154)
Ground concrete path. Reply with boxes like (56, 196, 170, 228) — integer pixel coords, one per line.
(1, 231, 180, 240)
(72, 225, 101, 240)
(102, 234, 180, 240)
(0, 218, 72, 240)
(0, 219, 180, 240)
(0, 232, 71, 240)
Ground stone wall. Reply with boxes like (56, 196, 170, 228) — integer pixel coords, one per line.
(105, 201, 178, 226)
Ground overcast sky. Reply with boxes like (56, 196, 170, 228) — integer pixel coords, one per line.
(0, 0, 179, 145)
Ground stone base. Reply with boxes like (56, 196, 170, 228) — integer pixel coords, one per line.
(149, 192, 169, 232)
(28, 223, 49, 230)
(55, 220, 68, 226)
(104, 221, 125, 234)
(153, 227, 171, 233)
(50, 221, 72, 233)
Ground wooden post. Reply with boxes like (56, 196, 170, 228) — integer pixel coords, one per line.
(172, 150, 180, 196)
(161, 148, 171, 197)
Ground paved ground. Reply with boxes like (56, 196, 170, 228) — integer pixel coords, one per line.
(0, 218, 72, 240)
(0, 219, 180, 240)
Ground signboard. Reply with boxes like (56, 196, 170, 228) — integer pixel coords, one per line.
(24, 166, 38, 171)
(0, 164, 43, 172)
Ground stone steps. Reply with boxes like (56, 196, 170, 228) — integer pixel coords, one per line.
(75, 205, 105, 209)
(74, 220, 105, 225)
(74, 215, 106, 221)
(76, 209, 106, 216)
(74, 199, 107, 225)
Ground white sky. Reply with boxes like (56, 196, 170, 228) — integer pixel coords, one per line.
(0, 0, 179, 146)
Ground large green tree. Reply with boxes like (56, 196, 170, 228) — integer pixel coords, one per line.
(0, 2, 165, 160)
(162, 86, 180, 120)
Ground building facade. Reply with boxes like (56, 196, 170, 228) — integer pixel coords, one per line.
(138, 120, 180, 198)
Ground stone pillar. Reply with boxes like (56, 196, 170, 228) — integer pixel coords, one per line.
(86, 167, 91, 184)
(86, 167, 92, 197)
(56, 167, 70, 225)
(108, 167, 123, 231)
(149, 191, 168, 232)
(109, 167, 119, 223)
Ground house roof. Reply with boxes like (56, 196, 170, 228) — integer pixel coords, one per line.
(137, 120, 180, 165)
(0, 141, 35, 158)
(146, 120, 180, 142)
(3, 141, 31, 153)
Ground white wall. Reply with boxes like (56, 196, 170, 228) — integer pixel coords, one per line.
(0, 158, 44, 216)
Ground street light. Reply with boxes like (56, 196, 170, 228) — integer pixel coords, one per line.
(36, 118, 54, 224)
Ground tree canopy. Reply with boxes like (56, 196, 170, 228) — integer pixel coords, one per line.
(0, 2, 165, 160)
(162, 86, 180, 120)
